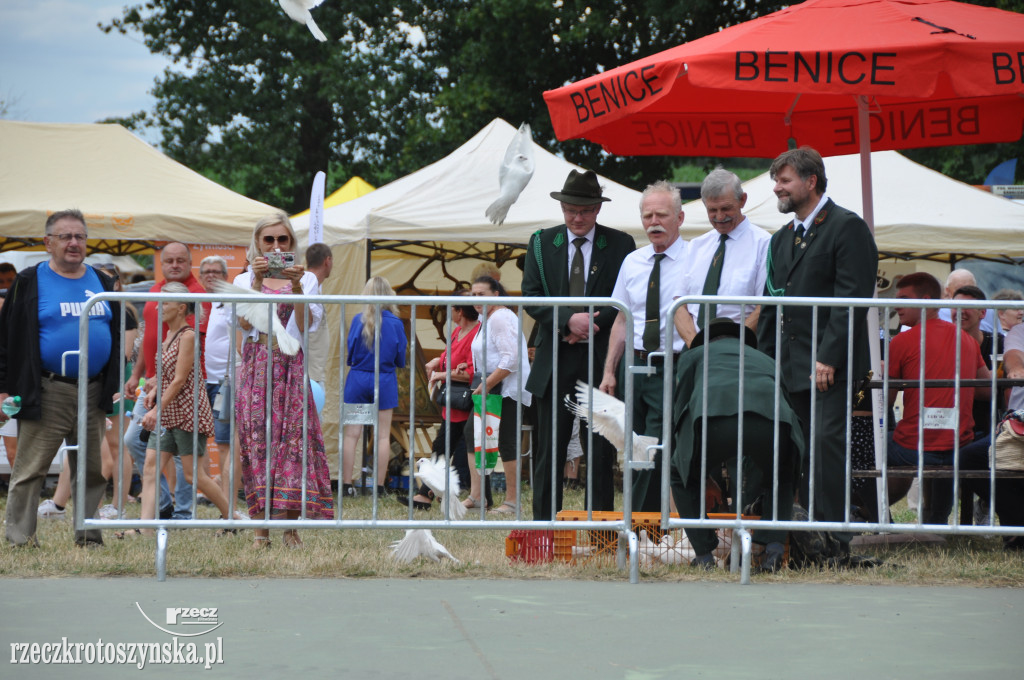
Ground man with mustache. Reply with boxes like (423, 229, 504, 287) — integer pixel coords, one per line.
(757, 147, 877, 566)
(674, 168, 771, 348)
(601, 180, 686, 512)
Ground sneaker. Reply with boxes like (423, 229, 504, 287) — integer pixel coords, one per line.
(38, 499, 66, 519)
(98, 504, 120, 520)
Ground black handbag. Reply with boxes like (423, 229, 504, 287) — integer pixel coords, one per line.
(433, 381, 474, 411)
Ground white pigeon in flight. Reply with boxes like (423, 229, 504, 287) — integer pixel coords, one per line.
(212, 280, 300, 355)
(391, 529, 460, 564)
(564, 380, 659, 464)
(278, 0, 328, 42)
(485, 122, 535, 225)
(415, 457, 466, 520)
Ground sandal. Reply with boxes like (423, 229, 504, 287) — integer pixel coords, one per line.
(252, 536, 271, 550)
(115, 529, 143, 540)
(282, 530, 303, 549)
(463, 497, 493, 510)
(490, 502, 517, 515)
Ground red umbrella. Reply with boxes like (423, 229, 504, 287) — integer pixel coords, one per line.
(545, 0, 1023, 162)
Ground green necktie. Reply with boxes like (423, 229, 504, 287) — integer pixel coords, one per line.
(569, 236, 586, 310)
(697, 233, 728, 329)
(643, 253, 666, 352)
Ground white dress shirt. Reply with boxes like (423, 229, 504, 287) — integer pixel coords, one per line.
(682, 218, 771, 331)
(610, 236, 687, 352)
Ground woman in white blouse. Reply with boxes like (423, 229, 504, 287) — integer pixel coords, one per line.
(462, 276, 531, 515)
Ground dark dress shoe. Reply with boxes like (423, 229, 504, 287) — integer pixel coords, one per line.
(690, 553, 717, 570)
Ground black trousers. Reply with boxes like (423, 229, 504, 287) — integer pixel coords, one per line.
(532, 344, 615, 521)
(671, 414, 796, 556)
(790, 385, 853, 545)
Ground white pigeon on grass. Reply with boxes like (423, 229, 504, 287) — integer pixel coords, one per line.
(564, 381, 659, 464)
(415, 457, 466, 519)
(278, 0, 328, 42)
(212, 280, 300, 355)
(391, 529, 460, 564)
(485, 122, 535, 225)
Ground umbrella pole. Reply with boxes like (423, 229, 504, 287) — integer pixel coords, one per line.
(859, 94, 890, 525)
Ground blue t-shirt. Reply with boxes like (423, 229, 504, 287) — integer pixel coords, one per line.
(37, 263, 113, 378)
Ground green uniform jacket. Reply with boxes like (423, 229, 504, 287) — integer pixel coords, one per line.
(757, 198, 877, 391)
(522, 223, 635, 397)
(672, 339, 805, 488)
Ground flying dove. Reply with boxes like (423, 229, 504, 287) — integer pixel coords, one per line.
(485, 122, 535, 225)
(212, 280, 300, 355)
(391, 529, 460, 564)
(415, 457, 466, 520)
(564, 381, 659, 464)
(278, 0, 328, 42)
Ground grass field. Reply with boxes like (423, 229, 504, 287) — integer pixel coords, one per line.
(1, 483, 1022, 586)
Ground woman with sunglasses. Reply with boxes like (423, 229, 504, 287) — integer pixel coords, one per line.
(232, 213, 333, 549)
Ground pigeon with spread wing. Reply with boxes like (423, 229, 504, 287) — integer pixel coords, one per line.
(212, 279, 300, 355)
(415, 457, 466, 520)
(278, 0, 329, 42)
(485, 122, 535, 225)
(564, 380, 659, 464)
(391, 529, 460, 564)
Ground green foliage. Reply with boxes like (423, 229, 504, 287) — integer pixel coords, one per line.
(102, 1, 1021, 213)
(101, 1, 789, 211)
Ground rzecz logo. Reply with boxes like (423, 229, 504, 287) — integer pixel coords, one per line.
(135, 603, 223, 637)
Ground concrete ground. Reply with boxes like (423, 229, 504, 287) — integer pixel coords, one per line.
(2, 578, 1023, 678)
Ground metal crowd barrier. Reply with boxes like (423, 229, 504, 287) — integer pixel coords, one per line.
(71, 291, 1024, 584)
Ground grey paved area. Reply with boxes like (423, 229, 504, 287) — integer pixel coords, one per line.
(2, 578, 1023, 678)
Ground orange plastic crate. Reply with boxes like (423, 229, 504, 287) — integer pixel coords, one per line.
(552, 511, 682, 566)
(505, 530, 555, 563)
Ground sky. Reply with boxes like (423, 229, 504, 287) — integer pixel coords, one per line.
(0, 1, 170, 125)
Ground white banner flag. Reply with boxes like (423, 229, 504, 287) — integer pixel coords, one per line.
(309, 171, 326, 245)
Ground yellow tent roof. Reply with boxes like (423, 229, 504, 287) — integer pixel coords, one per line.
(292, 177, 375, 218)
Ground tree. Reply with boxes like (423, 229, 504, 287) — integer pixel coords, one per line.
(102, 1, 789, 211)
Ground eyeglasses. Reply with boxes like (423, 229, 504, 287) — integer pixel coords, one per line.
(50, 233, 88, 243)
(561, 206, 597, 219)
(200, 269, 225, 277)
(262, 235, 291, 245)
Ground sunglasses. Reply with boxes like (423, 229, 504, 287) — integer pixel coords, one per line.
(262, 234, 291, 245)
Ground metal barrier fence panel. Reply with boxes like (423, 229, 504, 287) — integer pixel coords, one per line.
(68, 291, 1024, 583)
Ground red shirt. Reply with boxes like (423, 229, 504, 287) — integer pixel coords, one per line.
(439, 322, 480, 422)
(890, 318, 985, 451)
(142, 273, 210, 380)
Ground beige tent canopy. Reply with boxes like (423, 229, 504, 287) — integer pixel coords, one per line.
(0, 121, 280, 252)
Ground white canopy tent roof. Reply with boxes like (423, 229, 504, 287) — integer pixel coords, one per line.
(681, 150, 1024, 260)
(0, 121, 280, 246)
(291, 118, 646, 246)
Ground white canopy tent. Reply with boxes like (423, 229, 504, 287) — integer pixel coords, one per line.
(0, 120, 280, 248)
(681, 150, 1024, 261)
(291, 118, 647, 247)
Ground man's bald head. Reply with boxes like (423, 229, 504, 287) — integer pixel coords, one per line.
(160, 242, 192, 283)
(944, 269, 976, 299)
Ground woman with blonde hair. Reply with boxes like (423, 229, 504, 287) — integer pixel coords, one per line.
(233, 212, 333, 549)
(341, 276, 407, 497)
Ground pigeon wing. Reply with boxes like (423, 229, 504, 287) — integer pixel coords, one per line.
(212, 280, 300, 355)
(566, 381, 627, 452)
(392, 529, 433, 563)
(485, 123, 535, 225)
(426, 531, 460, 564)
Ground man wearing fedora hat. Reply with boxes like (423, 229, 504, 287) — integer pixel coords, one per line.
(523, 169, 635, 519)
(672, 318, 804, 571)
